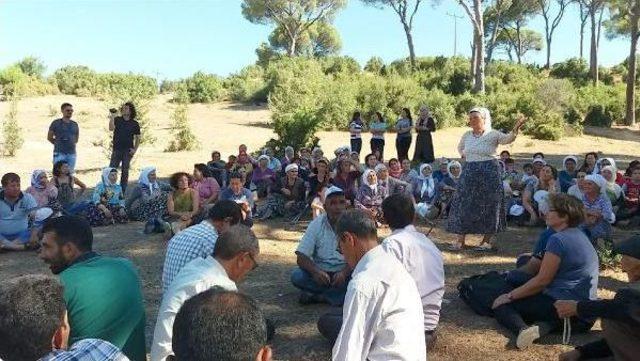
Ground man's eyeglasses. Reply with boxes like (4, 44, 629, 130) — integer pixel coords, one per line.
(247, 252, 259, 270)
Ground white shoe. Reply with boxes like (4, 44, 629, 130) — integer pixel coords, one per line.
(516, 325, 540, 349)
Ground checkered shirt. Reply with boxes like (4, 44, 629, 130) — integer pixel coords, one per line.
(39, 338, 129, 361)
(162, 220, 218, 292)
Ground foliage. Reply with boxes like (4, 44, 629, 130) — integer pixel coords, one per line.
(176, 71, 224, 103)
(15, 56, 46, 78)
(224, 65, 269, 103)
(1, 98, 24, 157)
(52, 66, 100, 96)
(0, 65, 57, 97)
(364, 56, 385, 74)
(266, 108, 321, 156)
(165, 103, 200, 152)
(550, 58, 590, 86)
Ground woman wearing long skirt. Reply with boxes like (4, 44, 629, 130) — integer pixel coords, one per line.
(447, 107, 526, 251)
(413, 106, 436, 164)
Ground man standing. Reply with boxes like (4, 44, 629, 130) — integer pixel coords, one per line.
(291, 186, 350, 306)
(151, 225, 261, 361)
(331, 209, 426, 361)
(39, 216, 146, 361)
(109, 102, 141, 193)
(381, 194, 445, 350)
(0, 275, 129, 361)
(48, 102, 79, 173)
(172, 289, 272, 361)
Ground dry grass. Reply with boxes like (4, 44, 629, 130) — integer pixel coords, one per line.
(0, 95, 639, 360)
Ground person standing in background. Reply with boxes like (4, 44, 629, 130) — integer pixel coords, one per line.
(369, 112, 386, 160)
(394, 108, 413, 162)
(109, 102, 141, 193)
(413, 106, 436, 164)
(48, 103, 79, 173)
(349, 112, 364, 155)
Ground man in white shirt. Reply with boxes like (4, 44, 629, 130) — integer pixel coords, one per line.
(292, 186, 350, 306)
(331, 209, 426, 361)
(381, 193, 445, 350)
(150, 224, 260, 361)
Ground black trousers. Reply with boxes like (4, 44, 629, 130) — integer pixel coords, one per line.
(350, 138, 362, 154)
(370, 138, 385, 159)
(396, 137, 411, 161)
(109, 149, 133, 193)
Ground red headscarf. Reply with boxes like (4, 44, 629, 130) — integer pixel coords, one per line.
(388, 160, 402, 179)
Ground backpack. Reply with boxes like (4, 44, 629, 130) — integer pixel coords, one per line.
(457, 271, 514, 317)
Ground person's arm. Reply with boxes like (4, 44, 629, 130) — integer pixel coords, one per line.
(457, 134, 466, 158)
(108, 113, 116, 131)
(332, 287, 378, 361)
(167, 192, 176, 216)
(577, 288, 640, 322)
(295, 253, 330, 284)
(74, 123, 79, 144)
(427, 117, 436, 132)
(73, 176, 87, 196)
(132, 134, 140, 155)
(497, 115, 526, 145)
(190, 189, 200, 218)
(494, 252, 560, 309)
(149, 302, 178, 361)
(92, 185, 104, 205)
(47, 129, 55, 145)
(522, 188, 537, 219)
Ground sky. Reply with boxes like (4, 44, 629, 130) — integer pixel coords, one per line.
(0, 0, 632, 80)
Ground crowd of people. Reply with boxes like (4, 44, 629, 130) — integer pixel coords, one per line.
(0, 102, 639, 360)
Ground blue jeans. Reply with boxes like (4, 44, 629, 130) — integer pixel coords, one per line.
(290, 268, 348, 306)
(53, 152, 77, 173)
(0, 229, 31, 244)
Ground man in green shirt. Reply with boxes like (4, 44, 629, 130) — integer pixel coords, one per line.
(39, 215, 146, 361)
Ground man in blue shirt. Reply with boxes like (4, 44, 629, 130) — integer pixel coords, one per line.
(220, 172, 255, 228)
(48, 103, 79, 173)
(0, 173, 38, 251)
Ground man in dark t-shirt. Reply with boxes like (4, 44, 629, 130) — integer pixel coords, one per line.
(48, 103, 79, 172)
(108, 102, 141, 193)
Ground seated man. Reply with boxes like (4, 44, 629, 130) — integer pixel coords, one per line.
(556, 235, 640, 361)
(291, 186, 350, 306)
(39, 216, 146, 361)
(0, 274, 129, 361)
(220, 171, 255, 228)
(0, 172, 39, 251)
(162, 200, 242, 291)
(171, 288, 272, 361)
(331, 209, 426, 360)
(151, 225, 261, 361)
(375, 163, 411, 198)
(381, 194, 445, 350)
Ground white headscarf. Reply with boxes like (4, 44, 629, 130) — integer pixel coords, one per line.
(601, 165, 623, 198)
(138, 167, 158, 192)
(470, 107, 492, 131)
(31, 169, 47, 189)
(563, 156, 578, 171)
(418, 164, 435, 199)
(596, 157, 617, 174)
(102, 167, 117, 186)
(447, 161, 462, 180)
(285, 163, 299, 173)
(585, 174, 607, 195)
(362, 169, 378, 192)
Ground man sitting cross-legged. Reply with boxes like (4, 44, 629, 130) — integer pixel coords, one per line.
(151, 224, 261, 361)
(39, 216, 146, 361)
(162, 200, 242, 292)
(291, 186, 350, 306)
(0, 274, 129, 361)
(170, 288, 272, 361)
(0, 172, 39, 252)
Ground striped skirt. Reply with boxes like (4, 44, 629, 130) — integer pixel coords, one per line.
(446, 159, 506, 235)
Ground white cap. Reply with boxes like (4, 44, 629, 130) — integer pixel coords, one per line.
(324, 186, 344, 199)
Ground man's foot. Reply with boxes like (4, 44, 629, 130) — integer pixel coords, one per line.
(516, 325, 540, 349)
(299, 292, 322, 305)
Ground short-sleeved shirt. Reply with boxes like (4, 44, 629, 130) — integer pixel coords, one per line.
(369, 121, 386, 140)
(39, 338, 130, 361)
(349, 121, 363, 139)
(112, 117, 141, 151)
(296, 214, 346, 272)
(49, 118, 79, 154)
(0, 191, 38, 235)
(61, 253, 146, 361)
(544, 228, 599, 302)
(193, 177, 220, 203)
(395, 118, 412, 138)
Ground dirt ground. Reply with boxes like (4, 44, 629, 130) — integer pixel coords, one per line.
(1, 95, 639, 360)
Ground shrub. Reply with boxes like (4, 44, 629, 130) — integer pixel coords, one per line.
(266, 108, 320, 156)
(53, 65, 100, 95)
(160, 80, 180, 94)
(177, 71, 224, 103)
(364, 57, 385, 74)
(317, 75, 358, 129)
(0, 65, 57, 97)
(224, 65, 268, 103)
(422, 89, 457, 129)
(320, 56, 361, 76)
(15, 56, 45, 78)
(550, 58, 590, 86)
(1, 98, 24, 156)
(165, 103, 200, 152)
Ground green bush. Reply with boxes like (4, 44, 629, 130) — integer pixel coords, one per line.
(52, 66, 100, 95)
(0, 65, 57, 97)
(1, 98, 24, 156)
(317, 75, 358, 129)
(224, 65, 268, 103)
(177, 71, 224, 103)
(364, 57, 385, 74)
(423, 89, 457, 129)
(165, 103, 200, 152)
(320, 56, 361, 76)
(266, 108, 320, 156)
(550, 58, 589, 86)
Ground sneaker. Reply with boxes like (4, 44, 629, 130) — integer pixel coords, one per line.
(516, 325, 540, 349)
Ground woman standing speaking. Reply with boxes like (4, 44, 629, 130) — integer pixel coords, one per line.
(447, 108, 526, 251)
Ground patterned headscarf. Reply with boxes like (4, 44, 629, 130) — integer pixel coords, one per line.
(31, 169, 47, 189)
(138, 167, 158, 192)
(102, 167, 117, 186)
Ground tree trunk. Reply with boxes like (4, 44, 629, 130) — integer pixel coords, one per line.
(403, 23, 416, 69)
(470, 39, 477, 78)
(288, 35, 297, 57)
(474, 24, 485, 93)
(589, 8, 599, 86)
(579, 21, 585, 59)
(545, 34, 552, 69)
(625, 17, 639, 126)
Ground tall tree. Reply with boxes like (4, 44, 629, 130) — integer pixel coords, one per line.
(580, 0, 605, 85)
(241, 0, 346, 56)
(267, 21, 342, 57)
(495, 28, 544, 63)
(537, 0, 570, 68)
(459, 0, 486, 93)
(606, 0, 640, 125)
(361, 1, 431, 69)
(484, 0, 512, 64)
(577, 1, 590, 58)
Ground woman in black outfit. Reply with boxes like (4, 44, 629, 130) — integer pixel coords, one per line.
(413, 106, 436, 164)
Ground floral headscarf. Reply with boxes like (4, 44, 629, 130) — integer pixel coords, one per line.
(31, 169, 47, 189)
(102, 167, 117, 186)
(138, 166, 158, 192)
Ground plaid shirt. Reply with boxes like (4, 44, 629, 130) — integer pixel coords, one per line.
(162, 220, 218, 291)
(39, 339, 129, 360)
